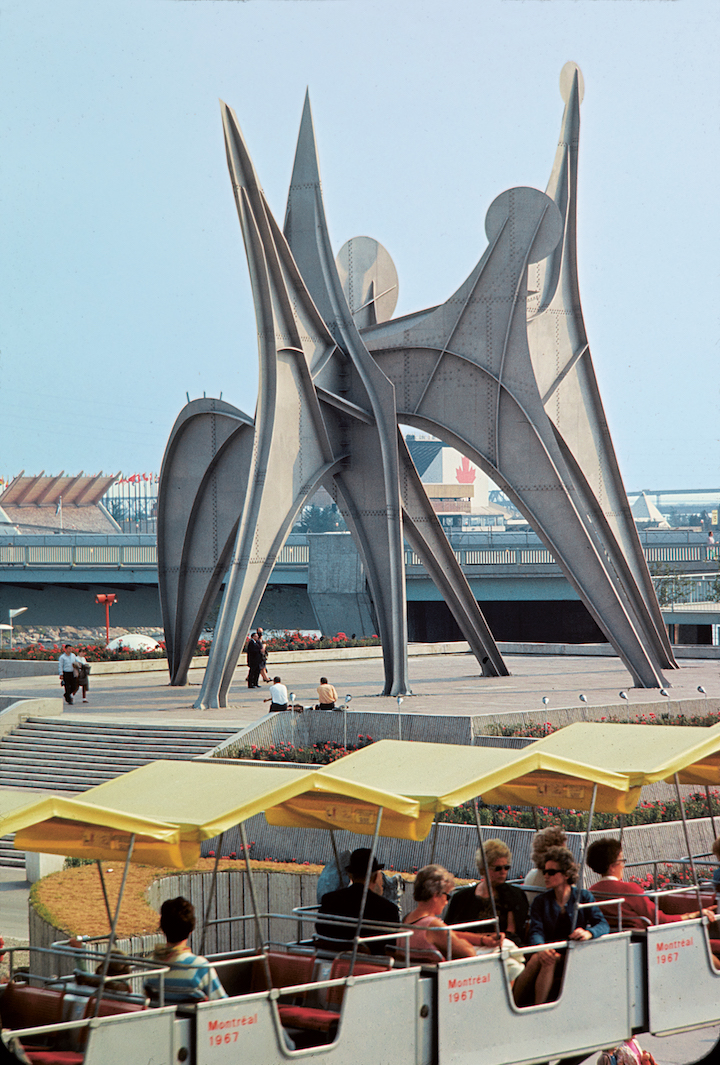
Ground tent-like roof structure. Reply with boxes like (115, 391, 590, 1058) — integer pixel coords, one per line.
(0, 760, 423, 868)
(305, 739, 638, 817)
(0, 473, 119, 507)
(525, 722, 720, 788)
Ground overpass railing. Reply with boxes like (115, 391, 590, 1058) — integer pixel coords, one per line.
(0, 543, 309, 569)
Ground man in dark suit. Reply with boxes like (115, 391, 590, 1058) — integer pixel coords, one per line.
(246, 632, 263, 688)
(316, 848, 399, 952)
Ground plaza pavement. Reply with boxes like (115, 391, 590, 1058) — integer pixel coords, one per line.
(1, 646, 718, 727)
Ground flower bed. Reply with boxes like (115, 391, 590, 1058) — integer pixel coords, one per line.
(2, 631, 381, 661)
(234, 734, 375, 764)
(486, 709, 720, 738)
(259, 630, 381, 652)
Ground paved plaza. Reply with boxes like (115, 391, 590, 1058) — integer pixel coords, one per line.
(1, 647, 718, 727)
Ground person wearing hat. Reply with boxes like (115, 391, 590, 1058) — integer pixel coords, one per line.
(315, 848, 399, 952)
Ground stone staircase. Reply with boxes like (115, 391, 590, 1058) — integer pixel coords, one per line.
(0, 717, 240, 865)
(0, 717, 239, 793)
(0, 832, 23, 869)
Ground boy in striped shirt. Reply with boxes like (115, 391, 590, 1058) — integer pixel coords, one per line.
(147, 896, 227, 1002)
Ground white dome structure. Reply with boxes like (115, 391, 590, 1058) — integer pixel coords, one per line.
(107, 633, 161, 652)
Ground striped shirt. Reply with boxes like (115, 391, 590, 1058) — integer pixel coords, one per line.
(147, 946, 227, 1002)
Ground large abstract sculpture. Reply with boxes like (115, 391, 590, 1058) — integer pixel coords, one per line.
(157, 62, 675, 708)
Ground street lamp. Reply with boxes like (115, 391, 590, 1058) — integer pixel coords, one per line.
(8, 607, 28, 650)
(95, 594, 117, 645)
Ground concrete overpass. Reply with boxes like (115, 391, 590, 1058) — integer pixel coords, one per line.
(0, 529, 716, 643)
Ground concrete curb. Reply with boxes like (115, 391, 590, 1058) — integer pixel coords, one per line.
(0, 698, 63, 739)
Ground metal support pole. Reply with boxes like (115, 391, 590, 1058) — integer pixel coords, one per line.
(429, 815, 440, 865)
(95, 860, 114, 928)
(199, 832, 224, 955)
(349, 808, 383, 975)
(473, 799, 499, 935)
(93, 834, 135, 1018)
(329, 829, 342, 878)
(619, 814, 625, 847)
(674, 773, 704, 915)
(571, 784, 597, 934)
(240, 821, 273, 991)
(705, 785, 718, 839)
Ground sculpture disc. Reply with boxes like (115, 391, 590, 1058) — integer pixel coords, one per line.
(336, 236, 399, 328)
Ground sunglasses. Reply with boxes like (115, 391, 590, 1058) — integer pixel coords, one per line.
(493, 864, 511, 872)
(543, 867, 561, 877)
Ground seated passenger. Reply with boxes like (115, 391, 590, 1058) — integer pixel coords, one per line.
(403, 865, 477, 960)
(146, 896, 227, 1002)
(712, 835, 720, 896)
(587, 837, 717, 930)
(522, 825, 567, 904)
(405, 865, 527, 994)
(444, 839, 528, 946)
(316, 848, 399, 951)
(518, 846, 609, 1006)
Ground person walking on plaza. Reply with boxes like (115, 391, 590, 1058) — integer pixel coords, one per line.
(316, 676, 338, 710)
(75, 654, 91, 703)
(256, 627, 271, 683)
(246, 631, 263, 688)
(58, 644, 78, 705)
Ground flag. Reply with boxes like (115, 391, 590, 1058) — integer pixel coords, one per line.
(56, 498, 62, 516)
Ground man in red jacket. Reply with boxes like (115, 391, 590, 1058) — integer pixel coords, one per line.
(587, 838, 716, 931)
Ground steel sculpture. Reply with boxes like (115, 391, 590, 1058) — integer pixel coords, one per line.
(157, 62, 672, 707)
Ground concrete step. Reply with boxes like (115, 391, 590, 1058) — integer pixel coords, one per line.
(0, 716, 240, 796)
(22, 718, 236, 740)
(0, 833, 24, 869)
(1, 736, 220, 757)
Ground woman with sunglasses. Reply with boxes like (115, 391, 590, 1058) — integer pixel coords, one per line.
(403, 865, 477, 960)
(518, 845, 609, 1005)
(444, 839, 529, 947)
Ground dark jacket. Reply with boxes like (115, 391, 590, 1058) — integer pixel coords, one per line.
(445, 882, 529, 946)
(316, 883, 399, 951)
(528, 886, 609, 945)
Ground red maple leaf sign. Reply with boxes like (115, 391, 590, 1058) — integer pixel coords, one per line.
(455, 456, 476, 484)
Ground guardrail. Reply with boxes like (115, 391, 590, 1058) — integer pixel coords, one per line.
(0, 537, 712, 577)
(0, 543, 309, 569)
(405, 545, 719, 569)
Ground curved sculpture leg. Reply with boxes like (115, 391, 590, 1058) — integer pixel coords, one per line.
(365, 187, 667, 688)
(284, 95, 410, 695)
(527, 62, 676, 670)
(194, 103, 345, 708)
(325, 434, 411, 696)
(397, 433, 508, 678)
(157, 398, 253, 685)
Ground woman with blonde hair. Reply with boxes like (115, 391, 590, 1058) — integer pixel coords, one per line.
(445, 839, 528, 946)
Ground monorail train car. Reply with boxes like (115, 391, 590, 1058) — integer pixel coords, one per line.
(1, 730, 719, 1065)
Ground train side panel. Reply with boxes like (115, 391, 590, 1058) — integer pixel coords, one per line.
(83, 1006, 177, 1065)
(646, 921, 720, 1035)
(437, 934, 633, 1065)
(195, 968, 421, 1065)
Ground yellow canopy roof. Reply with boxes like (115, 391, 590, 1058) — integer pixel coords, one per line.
(0, 760, 422, 868)
(526, 722, 720, 787)
(315, 739, 639, 815)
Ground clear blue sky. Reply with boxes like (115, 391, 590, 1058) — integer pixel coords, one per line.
(1, 0, 717, 491)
